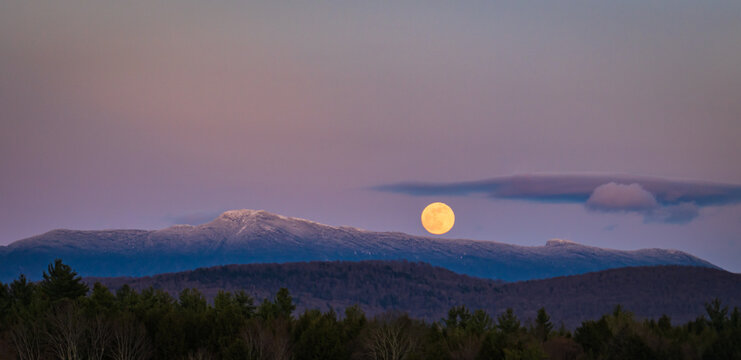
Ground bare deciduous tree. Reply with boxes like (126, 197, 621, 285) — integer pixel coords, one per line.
(241, 321, 265, 360)
(362, 317, 417, 360)
(86, 315, 112, 360)
(110, 316, 151, 360)
(241, 319, 292, 360)
(10, 319, 44, 360)
(46, 302, 85, 360)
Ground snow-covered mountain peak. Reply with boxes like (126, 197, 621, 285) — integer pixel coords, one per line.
(0, 209, 721, 282)
(204, 209, 343, 239)
(546, 238, 581, 247)
(215, 209, 340, 230)
(218, 209, 271, 221)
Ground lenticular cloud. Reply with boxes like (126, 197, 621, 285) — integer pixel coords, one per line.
(374, 174, 741, 224)
(586, 183, 659, 212)
(585, 182, 700, 224)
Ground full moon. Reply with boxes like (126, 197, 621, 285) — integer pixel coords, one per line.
(421, 202, 455, 235)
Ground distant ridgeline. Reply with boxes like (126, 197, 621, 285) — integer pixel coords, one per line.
(84, 260, 741, 329)
(1, 260, 740, 360)
(0, 209, 719, 282)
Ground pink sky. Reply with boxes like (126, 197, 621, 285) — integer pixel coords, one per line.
(1, 1, 740, 271)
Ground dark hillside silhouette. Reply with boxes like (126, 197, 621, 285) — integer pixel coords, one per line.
(87, 261, 741, 328)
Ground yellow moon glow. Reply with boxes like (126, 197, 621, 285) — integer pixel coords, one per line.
(421, 202, 455, 235)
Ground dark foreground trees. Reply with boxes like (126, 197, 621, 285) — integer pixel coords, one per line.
(0, 260, 739, 359)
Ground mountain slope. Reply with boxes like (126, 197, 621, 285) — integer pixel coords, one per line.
(87, 261, 741, 328)
(0, 209, 717, 282)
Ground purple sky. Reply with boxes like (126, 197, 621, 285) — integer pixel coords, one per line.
(1, 1, 740, 271)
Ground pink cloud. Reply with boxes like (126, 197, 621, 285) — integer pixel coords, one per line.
(586, 182, 659, 212)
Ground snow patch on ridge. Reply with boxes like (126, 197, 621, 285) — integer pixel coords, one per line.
(546, 238, 580, 246)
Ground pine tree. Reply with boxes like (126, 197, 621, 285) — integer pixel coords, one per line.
(535, 307, 553, 342)
(469, 309, 494, 335)
(178, 288, 207, 313)
(731, 307, 740, 329)
(705, 298, 728, 331)
(444, 305, 471, 330)
(40, 259, 88, 302)
(657, 314, 672, 332)
(0, 281, 10, 323)
(233, 290, 256, 318)
(87, 282, 116, 314)
(10, 274, 36, 306)
(574, 318, 611, 356)
(275, 288, 295, 319)
(496, 308, 520, 334)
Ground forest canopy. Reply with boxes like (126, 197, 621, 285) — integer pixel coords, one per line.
(0, 260, 739, 359)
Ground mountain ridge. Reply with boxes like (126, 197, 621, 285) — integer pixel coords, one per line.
(86, 261, 741, 329)
(0, 209, 718, 282)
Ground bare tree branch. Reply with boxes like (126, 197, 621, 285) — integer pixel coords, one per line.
(110, 316, 151, 360)
(45, 302, 85, 360)
(10, 319, 44, 360)
(362, 316, 416, 360)
(241, 319, 293, 360)
(86, 315, 112, 360)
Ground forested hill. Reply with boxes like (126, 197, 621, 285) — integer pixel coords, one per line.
(87, 261, 741, 328)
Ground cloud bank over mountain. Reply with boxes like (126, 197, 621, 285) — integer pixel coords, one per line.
(375, 174, 741, 224)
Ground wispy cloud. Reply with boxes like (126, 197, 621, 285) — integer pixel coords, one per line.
(374, 174, 741, 224)
(643, 202, 701, 224)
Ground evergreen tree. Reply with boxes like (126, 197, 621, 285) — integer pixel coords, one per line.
(657, 314, 672, 333)
(293, 308, 345, 360)
(10, 274, 37, 308)
(211, 290, 252, 356)
(233, 290, 256, 318)
(574, 318, 611, 356)
(257, 298, 279, 320)
(497, 308, 520, 334)
(731, 307, 740, 329)
(0, 281, 9, 324)
(703, 330, 741, 360)
(178, 288, 210, 354)
(341, 305, 366, 354)
(257, 287, 296, 320)
(178, 288, 207, 313)
(0, 281, 8, 304)
(534, 307, 553, 342)
(606, 328, 654, 360)
(705, 298, 728, 331)
(40, 259, 89, 302)
(275, 287, 295, 319)
(115, 284, 140, 311)
(469, 309, 494, 335)
(86, 282, 115, 314)
(443, 305, 471, 330)
(703, 301, 741, 360)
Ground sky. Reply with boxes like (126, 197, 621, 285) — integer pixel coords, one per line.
(1, 1, 740, 271)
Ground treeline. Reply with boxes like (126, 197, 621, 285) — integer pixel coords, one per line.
(0, 260, 740, 359)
